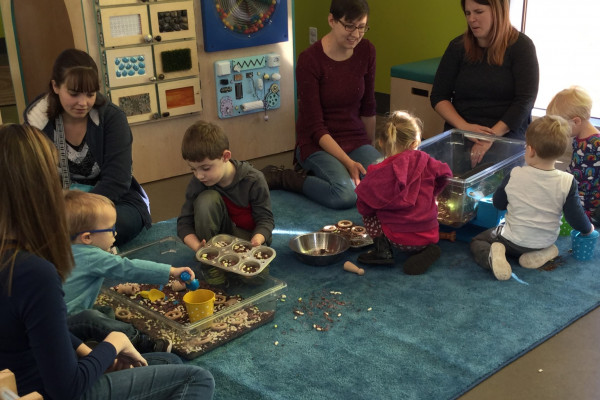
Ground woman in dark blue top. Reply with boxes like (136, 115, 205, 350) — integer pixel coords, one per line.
(0, 124, 214, 400)
(24, 48, 151, 246)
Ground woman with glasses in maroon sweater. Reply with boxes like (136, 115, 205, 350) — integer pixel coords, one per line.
(263, 0, 381, 209)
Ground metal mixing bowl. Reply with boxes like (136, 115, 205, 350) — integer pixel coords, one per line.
(288, 232, 350, 266)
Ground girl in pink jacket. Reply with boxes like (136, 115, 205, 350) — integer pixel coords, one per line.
(355, 111, 452, 274)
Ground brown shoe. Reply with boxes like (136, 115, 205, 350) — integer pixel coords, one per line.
(261, 165, 306, 193)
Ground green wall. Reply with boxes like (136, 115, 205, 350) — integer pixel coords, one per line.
(294, 1, 466, 95)
(0, 9, 4, 38)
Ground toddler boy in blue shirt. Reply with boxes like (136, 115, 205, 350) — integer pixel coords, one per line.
(64, 190, 194, 352)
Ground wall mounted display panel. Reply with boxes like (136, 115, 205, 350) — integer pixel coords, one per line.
(200, 0, 288, 52)
(98, 0, 140, 6)
(157, 78, 202, 118)
(153, 40, 199, 81)
(149, 1, 196, 42)
(99, 5, 150, 47)
(214, 53, 281, 119)
(104, 46, 155, 88)
(110, 84, 159, 124)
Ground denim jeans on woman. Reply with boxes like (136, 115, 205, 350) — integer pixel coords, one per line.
(296, 145, 382, 209)
(82, 352, 215, 400)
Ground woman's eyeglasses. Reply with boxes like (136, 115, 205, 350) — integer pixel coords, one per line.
(71, 225, 117, 240)
(336, 20, 370, 33)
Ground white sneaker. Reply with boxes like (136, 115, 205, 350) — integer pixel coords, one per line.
(519, 245, 559, 269)
(489, 242, 512, 281)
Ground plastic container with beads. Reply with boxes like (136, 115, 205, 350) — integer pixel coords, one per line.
(95, 236, 286, 360)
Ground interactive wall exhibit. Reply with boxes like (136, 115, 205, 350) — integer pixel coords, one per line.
(94, 0, 288, 124)
(95, 0, 202, 124)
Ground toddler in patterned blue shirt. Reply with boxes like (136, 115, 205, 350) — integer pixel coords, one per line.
(547, 86, 600, 226)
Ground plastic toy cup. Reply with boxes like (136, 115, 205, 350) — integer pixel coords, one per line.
(570, 230, 599, 261)
(559, 215, 573, 237)
(183, 289, 216, 323)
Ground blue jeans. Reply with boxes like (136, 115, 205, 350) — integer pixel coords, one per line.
(82, 352, 215, 399)
(67, 308, 139, 345)
(296, 145, 382, 209)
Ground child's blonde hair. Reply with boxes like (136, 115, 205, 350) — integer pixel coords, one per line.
(526, 115, 571, 160)
(375, 110, 423, 158)
(64, 190, 115, 240)
(546, 86, 593, 121)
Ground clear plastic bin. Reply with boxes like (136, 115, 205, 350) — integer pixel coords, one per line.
(419, 129, 525, 227)
(96, 236, 287, 359)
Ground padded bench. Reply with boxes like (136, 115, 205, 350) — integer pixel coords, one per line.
(390, 57, 445, 139)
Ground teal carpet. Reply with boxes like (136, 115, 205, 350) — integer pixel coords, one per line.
(122, 191, 600, 400)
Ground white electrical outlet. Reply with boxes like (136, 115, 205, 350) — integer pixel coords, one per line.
(309, 27, 318, 44)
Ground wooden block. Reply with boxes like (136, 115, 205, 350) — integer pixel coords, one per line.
(20, 391, 44, 400)
(0, 66, 16, 107)
(0, 369, 44, 399)
(0, 369, 18, 394)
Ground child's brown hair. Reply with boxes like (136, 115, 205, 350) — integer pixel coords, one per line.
(181, 120, 229, 162)
(525, 115, 570, 160)
(64, 190, 115, 240)
(375, 110, 422, 158)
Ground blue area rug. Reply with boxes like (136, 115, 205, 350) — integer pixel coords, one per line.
(122, 191, 600, 400)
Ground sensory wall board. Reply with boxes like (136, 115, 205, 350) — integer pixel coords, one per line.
(95, 0, 202, 123)
(214, 53, 281, 119)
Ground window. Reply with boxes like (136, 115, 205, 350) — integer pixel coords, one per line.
(511, 0, 600, 120)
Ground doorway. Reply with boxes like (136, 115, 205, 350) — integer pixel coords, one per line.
(0, 0, 75, 123)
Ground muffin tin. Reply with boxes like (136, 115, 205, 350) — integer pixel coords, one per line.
(321, 220, 373, 248)
(195, 234, 276, 276)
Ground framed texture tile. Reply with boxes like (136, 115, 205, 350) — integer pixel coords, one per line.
(149, 1, 196, 42)
(157, 78, 202, 118)
(153, 40, 199, 81)
(99, 5, 150, 47)
(110, 84, 158, 124)
(104, 47, 154, 88)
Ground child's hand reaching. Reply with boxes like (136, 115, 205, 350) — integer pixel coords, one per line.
(251, 233, 265, 247)
(170, 266, 195, 281)
(183, 233, 206, 252)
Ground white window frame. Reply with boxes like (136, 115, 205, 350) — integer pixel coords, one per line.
(510, 0, 600, 126)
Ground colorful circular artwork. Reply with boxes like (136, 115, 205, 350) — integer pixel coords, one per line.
(214, 0, 277, 35)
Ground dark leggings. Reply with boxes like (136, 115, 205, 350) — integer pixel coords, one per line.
(115, 201, 145, 247)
